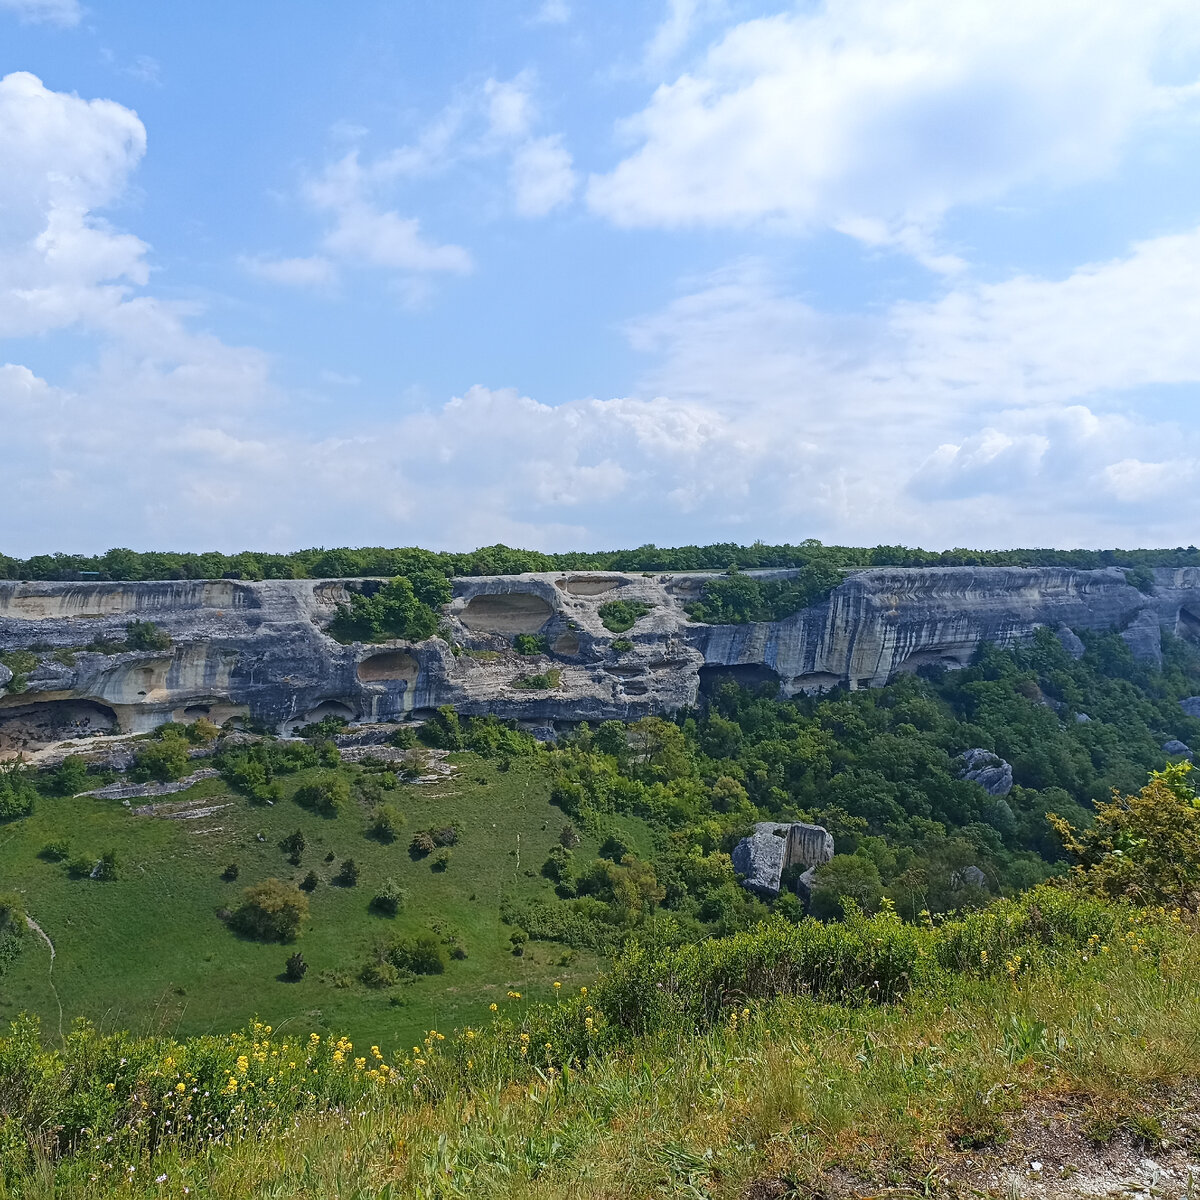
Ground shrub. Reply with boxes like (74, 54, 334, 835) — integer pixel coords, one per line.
(0, 892, 26, 937)
(1050, 761, 1200, 910)
(334, 859, 360, 887)
(409, 831, 435, 858)
(231, 878, 309, 942)
(598, 600, 652, 633)
(221, 863, 240, 882)
(809, 854, 884, 920)
(38, 839, 70, 862)
(299, 871, 319, 892)
(385, 931, 447, 975)
(431, 849, 451, 872)
(370, 879, 405, 917)
(283, 952, 307, 981)
(513, 634, 548, 655)
(0, 763, 37, 820)
(559, 822, 581, 849)
(45, 755, 89, 797)
(610, 638, 634, 653)
(67, 856, 96, 880)
(279, 830, 305, 864)
(368, 803, 405, 843)
(360, 960, 401, 988)
(130, 738, 189, 784)
(327, 574, 447, 644)
(293, 772, 349, 817)
(125, 619, 172, 651)
(431, 823, 460, 847)
(513, 668, 561, 691)
(542, 845, 574, 882)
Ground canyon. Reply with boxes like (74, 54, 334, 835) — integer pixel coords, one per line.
(2, 565, 1198, 756)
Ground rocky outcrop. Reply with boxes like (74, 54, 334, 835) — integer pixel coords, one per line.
(1183, 698, 1200, 720)
(957, 749, 1014, 797)
(1163, 739, 1194, 761)
(2, 566, 1198, 753)
(731, 822, 835, 898)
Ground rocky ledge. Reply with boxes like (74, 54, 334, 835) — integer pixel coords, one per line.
(1, 565, 1198, 755)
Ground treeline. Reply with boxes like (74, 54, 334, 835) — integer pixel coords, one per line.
(2, 539, 1199, 582)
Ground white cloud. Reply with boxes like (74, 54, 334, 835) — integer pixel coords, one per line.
(590, 0, 1200, 252)
(643, 0, 727, 69)
(0, 71, 148, 336)
(510, 135, 577, 216)
(532, 0, 570, 25)
(241, 254, 336, 288)
(0, 0, 81, 27)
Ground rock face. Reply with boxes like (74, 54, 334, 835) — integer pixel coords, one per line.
(731, 822, 835, 898)
(1, 565, 1199, 754)
(1163, 739, 1194, 761)
(957, 749, 1014, 797)
(1183, 698, 1200, 720)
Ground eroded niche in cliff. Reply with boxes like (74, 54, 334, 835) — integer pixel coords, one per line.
(460, 592, 552, 634)
(1180, 605, 1200, 642)
(552, 632, 581, 656)
(357, 651, 420, 684)
(560, 576, 623, 596)
(284, 699, 358, 735)
(892, 648, 971, 675)
(698, 664, 782, 696)
(0, 698, 118, 755)
(790, 672, 843, 695)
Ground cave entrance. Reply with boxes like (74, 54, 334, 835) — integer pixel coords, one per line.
(0, 698, 119, 757)
(698, 664, 782, 698)
(460, 592, 552, 634)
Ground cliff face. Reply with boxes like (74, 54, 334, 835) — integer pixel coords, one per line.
(1, 566, 1197, 754)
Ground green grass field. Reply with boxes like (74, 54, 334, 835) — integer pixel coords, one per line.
(0, 753, 613, 1051)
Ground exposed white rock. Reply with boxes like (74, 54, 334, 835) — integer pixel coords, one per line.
(731, 821, 834, 899)
(957, 748, 1014, 797)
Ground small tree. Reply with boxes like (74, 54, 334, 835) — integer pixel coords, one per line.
(368, 803, 405, 843)
(299, 870, 319, 892)
(47, 755, 90, 797)
(808, 854, 883, 920)
(0, 762, 37, 820)
(130, 739, 189, 784)
(431, 849, 451, 872)
(293, 773, 349, 817)
(371, 879, 405, 917)
(1050, 762, 1200, 910)
(559, 822, 581, 849)
(409, 830, 435, 858)
(231, 878, 309, 941)
(0, 891, 26, 937)
(334, 859, 360, 887)
(125, 619, 172, 651)
(284, 951, 308, 981)
(280, 830, 306, 864)
(221, 862, 240, 882)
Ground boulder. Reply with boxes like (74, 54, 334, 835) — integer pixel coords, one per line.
(1182, 697, 1200, 720)
(732, 822, 834, 899)
(1119, 608, 1163, 667)
(1074, 712, 1092, 723)
(1163, 739, 1194, 761)
(957, 748, 1014, 797)
(951, 865, 988, 890)
(1056, 625, 1085, 660)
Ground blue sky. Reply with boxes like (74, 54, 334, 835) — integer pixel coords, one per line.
(2, 0, 1200, 556)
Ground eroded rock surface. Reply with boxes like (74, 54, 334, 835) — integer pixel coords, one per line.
(731, 821, 835, 898)
(1, 566, 1198, 754)
(957, 748, 1014, 797)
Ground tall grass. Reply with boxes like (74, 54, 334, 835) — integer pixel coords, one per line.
(2, 888, 1194, 1198)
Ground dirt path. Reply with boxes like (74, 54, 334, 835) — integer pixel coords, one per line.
(24, 915, 64, 1041)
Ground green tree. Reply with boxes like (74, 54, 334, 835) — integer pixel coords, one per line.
(808, 854, 884, 920)
(231, 878, 309, 941)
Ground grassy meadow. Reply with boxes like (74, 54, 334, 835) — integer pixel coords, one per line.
(0, 754, 614, 1052)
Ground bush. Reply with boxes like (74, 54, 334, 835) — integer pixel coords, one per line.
(368, 803, 405, 843)
(409, 831, 435, 858)
(299, 871, 319, 892)
(293, 772, 349, 817)
(385, 931, 447, 975)
(360, 960, 401, 988)
(221, 863, 240, 882)
(598, 600, 652, 633)
(0, 892, 26, 937)
(327, 574, 447, 644)
(431, 849, 451, 872)
(542, 845, 574, 882)
(0, 763, 37, 820)
(67, 856, 96, 880)
(431, 823, 460, 847)
(334, 859, 360, 887)
(809, 855, 884, 920)
(45, 755, 89, 797)
(610, 638, 634, 653)
(284, 952, 307, 981)
(370, 879, 405, 917)
(39, 839, 71, 862)
(279, 830, 305, 864)
(125, 619, 172, 651)
(231, 878, 309, 942)
(130, 738, 189, 784)
(513, 634, 548, 655)
(513, 668, 561, 691)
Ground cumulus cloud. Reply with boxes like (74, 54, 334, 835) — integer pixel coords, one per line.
(510, 135, 577, 216)
(589, 0, 1200, 253)
(240, 254, 336, 288)
(0, 0, 82, 27)
(0, 71, 148, 336)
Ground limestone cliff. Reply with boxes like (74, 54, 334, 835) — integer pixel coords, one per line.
(1, 565, 1197, 754)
